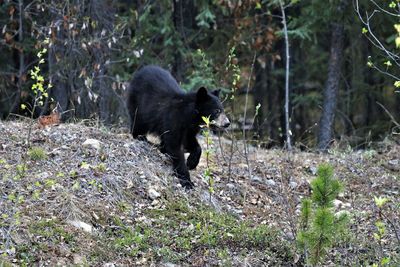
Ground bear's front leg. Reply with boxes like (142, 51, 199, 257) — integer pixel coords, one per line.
(172, 152, 194, 189)
(185, 135, 201, 170)
(163, 136, 194, 189)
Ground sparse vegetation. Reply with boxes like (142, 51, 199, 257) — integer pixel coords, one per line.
(110, 199, 292, 264)
(202, 115, 215, 201)
(0, 121, 398, 266)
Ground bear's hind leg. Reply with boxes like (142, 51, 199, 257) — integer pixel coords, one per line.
(130, 119, 147, 140)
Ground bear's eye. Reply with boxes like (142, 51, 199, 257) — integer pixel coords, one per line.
(211, 109, 220, 119)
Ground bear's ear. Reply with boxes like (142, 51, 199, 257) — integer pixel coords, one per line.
(212, 89, 221, 97)
(196, 87, 209, 102)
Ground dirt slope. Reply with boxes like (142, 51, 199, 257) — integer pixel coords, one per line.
(0, 120, 399, 266)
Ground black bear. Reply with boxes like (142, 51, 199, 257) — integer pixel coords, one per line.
(127, 65, 230, 189)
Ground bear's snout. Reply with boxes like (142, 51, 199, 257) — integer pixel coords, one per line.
(213, 112, 230, 128)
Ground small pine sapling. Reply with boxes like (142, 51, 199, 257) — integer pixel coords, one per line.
(297, 163, 350, 266)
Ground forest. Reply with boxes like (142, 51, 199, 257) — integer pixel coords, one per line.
(0, 0, 399, 148)
(0, 0, 399, 266)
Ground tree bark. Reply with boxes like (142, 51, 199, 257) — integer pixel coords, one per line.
(172, 0, 185, 82)
(279, 0, 292, 150)
(253, 61, 267, 139)
(317, 22, 345, 150)
(9, 0, 25, 116)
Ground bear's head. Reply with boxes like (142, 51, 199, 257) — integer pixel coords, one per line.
(195, 87, 230, 129)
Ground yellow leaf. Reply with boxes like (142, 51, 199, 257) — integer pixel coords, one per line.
(384, 60, 392, 67)
(202, 116, 210, 125)
(396, 36, 400, 48)
(20, 104, 26, 110)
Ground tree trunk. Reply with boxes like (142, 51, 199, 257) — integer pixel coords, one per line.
(48, 2, 70, 120)
(279, 0, 292, 150)
(253, 61, 267, 139)
(317, 22, 345, 150)
(9, 0, 25, 116)
(172, 0, 185, 82)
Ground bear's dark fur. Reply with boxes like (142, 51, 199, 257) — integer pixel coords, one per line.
(127, 65, 230, 188)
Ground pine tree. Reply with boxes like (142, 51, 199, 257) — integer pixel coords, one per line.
(297, 164, 349, 265)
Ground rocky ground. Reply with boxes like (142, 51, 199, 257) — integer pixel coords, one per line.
(0, 120, 399, 266)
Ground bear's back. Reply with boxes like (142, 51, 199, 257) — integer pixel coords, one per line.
(130, 65, 184, 97)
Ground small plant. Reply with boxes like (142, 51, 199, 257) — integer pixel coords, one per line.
(297, 163, 350, 265)
(202, 116, 214, 202)
(226, 46, 241, 100)
(44, 179, 56, 188)
(88, 179, 103, 190)
(20, 38, 52, 147)
(95, 163, 107, 172)
(27, 146, 47, 161)
(69, 169, 78, 178)
(15, 164, 27, 179)
(225, 46, 241, 180)
(184, 49, 216, 91)
(371, 196, 398, 266)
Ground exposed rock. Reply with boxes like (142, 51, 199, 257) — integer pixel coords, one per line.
(226, 183, 236, 190)
(200, 191, 221, 212)
(148, 188, 161, 200)
(37, 171, 51, 179)
(73, 254, 86, 265)
(251, 175, 263, 183)
(265, 179, 276, 187)
(67, 220, 93, 233)
(333, 199, 343, 208)
(289, 181, 298, 189)
(386, 159, 400, 171)
(82, 138, 102, 150)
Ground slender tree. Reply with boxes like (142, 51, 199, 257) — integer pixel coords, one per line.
(279, 0, 292, 150)
(318, 0, 348, 150)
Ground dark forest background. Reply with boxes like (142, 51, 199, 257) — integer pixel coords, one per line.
(1, 0, 399, 149)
